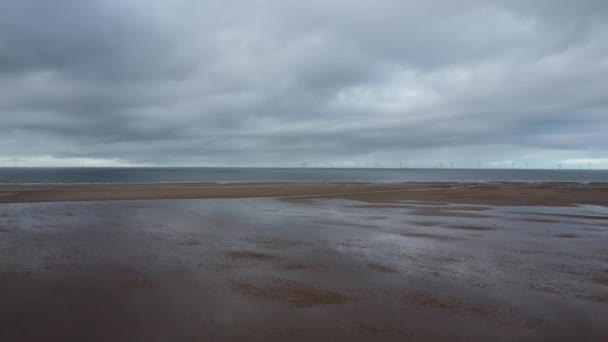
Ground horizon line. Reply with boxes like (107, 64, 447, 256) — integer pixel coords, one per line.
(0, 166, 606, 171)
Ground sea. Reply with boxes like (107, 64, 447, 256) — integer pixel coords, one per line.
(0, 167, 607, 184)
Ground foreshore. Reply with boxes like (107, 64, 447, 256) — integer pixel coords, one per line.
(1, 182, 607, 341)
(2, 182, 608, 206)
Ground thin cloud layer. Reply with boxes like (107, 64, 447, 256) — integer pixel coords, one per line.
(1, 0, 607, 168)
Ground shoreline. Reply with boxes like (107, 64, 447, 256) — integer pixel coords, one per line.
(2, 182, 608, 206)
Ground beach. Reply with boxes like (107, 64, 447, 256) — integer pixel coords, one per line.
(2, 182, 608, 206)
(1, 183, 607, 341)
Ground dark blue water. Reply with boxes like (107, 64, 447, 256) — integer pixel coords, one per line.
(0, 167, 606, 184)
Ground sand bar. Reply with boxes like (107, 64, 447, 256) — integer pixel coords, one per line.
(1, 182, 608, 205)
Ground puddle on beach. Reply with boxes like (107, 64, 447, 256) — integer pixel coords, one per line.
(0, 198, 607, 341)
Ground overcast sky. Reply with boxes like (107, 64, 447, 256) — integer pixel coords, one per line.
(1, 0, 607, 168)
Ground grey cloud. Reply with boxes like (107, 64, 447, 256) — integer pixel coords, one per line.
(0, 0, 607, 167)
(0, 0, 193, 81)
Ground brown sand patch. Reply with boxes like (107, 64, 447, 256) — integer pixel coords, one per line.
(281, 261, 327, 271)
(517, 217, 560, 223)
(3, 182, 608, 207)
(555, 233, 579, 238)
(535, 213, 608, 221)
(443, 205, 491, 211)
(592, 270, 608, 286)
(367, 262, 398, 273)
(348, 204, 408, 209)
(445, 224, 496, 231)
(232, 279, 353, 308)
(404, 291, 542, 328)
(122, 275, 158, 290)
(401, 201, 450, 206)
(226, 251, 280, 261)
(405, 291, 462, 312)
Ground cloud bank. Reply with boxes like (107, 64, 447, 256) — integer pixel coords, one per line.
(1, 0, 607, 168)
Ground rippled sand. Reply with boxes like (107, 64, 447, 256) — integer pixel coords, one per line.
(1, 196, 607, 341)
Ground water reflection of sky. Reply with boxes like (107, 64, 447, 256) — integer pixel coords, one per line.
(0, 197, 606, 339)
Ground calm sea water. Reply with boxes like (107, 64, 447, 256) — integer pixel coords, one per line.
(0, 167, 607, 184)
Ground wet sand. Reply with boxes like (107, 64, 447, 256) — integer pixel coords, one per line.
(1, 183, 607, 341)
(2, 182, 608, 206)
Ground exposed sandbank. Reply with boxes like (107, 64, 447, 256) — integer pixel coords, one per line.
(1, 182, 608, 206)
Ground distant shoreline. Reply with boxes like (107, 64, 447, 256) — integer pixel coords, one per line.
(1, 167, 607, 185)
(2, 182, 607, 206)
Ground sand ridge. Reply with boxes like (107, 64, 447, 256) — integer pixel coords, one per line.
(1, 182, 608, 206)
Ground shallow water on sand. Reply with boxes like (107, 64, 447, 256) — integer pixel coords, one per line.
(0, 198, 607, 341)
